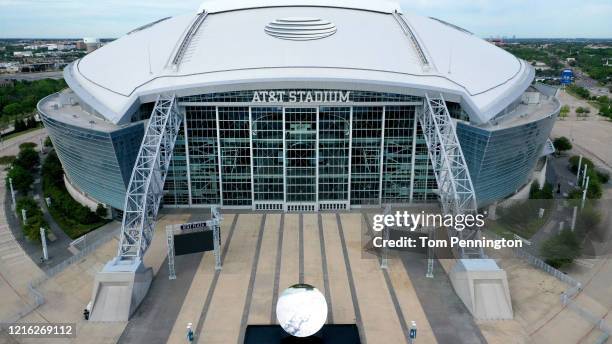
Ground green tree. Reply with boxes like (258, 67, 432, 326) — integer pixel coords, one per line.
(553, 137, 572, 152)
(96, 204, 108, 218)
(2, 103, 21, 117)
(540, 229, 581, 268)
(19, 142, 37, 150)
(7, 165, 34, 194)
(15, 147, 39, 171)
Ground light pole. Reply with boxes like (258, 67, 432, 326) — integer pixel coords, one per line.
(581, 176, 590, 209)
(40, 227, 48, 261)
(8, 177, 16, 211)
(21, 209, 27, 223)
(576, 155, 582, 185)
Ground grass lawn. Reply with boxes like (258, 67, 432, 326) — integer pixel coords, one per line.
(489, 202, 554, 240)
(48, 206, 109, 239)
(487, 216, 548, 240)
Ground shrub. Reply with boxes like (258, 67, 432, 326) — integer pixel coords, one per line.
(15, 197, 48, 242)
(567, 85, 590, 99)
(587, 178, 603, 199)
(596, 170, 610, 184)
(19, 142, 37, 150)
(560, 105, 570, 116)
(553, 137, 572, 152)
(569, 156, 594, 174)
(43, 136, 52, 147)
(0, 155, 16, 165)
(96, 204, 108, 218)
(540, 229, 581, 268)
(530, 182, 553, 199)
(575, 205, 601, 235)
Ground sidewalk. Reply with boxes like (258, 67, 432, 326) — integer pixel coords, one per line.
(0, 169, 45, 323)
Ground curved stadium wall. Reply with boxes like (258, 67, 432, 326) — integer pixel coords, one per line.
(39, 87, 558, 212)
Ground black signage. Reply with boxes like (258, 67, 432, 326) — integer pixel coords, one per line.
(180, 221, 208, 230)
(174, 230, 217, 256)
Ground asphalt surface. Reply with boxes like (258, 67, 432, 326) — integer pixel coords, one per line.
(1, 71, 63, 81)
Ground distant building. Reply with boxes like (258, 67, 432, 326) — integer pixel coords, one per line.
(83, 37, 102, 53)
(0, 79, 14, 87)
(13, 51, 33, 58)
(533, 61, 550, 71)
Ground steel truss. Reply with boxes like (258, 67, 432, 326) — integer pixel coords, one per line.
(418, 93, 483, 258)
(118, 94, 183, 259)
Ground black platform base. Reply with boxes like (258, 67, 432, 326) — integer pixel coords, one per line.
(244, 324, 361, 344)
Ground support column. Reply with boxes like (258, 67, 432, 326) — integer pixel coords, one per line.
(409, 107, 419, 203)
(282, 107, 287, 211)
(183, 109, 193, 206)
(378, 106, 386, 206)
(249, 107, 255, 210)
(215, 106, 224, 206)
(347, 107, 353, 208)
(315, 107, 320, 210)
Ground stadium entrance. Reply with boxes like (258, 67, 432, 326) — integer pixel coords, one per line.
(163, 89, 438, 211)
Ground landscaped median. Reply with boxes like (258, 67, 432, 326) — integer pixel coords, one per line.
(41, 150, 109, 239)
(3, 142, 49, 243)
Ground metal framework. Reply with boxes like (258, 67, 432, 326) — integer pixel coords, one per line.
(171, 12, 208, 68)
(118, 94, 183, 259)
(392, 11, 430, 68)
(418, 93, 482, 258)
(166, 207, 222, 279)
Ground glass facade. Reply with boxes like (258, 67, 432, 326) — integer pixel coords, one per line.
(40, 113, 144, 209)
(163, 89, 437, 210)
(458, 113, 557, 207)
(42, 88, 556, 212)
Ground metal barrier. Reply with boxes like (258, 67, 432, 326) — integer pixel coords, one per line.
(487, 231, 581, 288)
(487, 231, 612, 340)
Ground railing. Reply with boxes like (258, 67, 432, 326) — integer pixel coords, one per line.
(487, 231, 612, 340)
(0, 227, 120, 327)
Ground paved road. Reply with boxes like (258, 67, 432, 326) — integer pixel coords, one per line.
(1, 71, 63, 81)
(0, 128, 47, 157)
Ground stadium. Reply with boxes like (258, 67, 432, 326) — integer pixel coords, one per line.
(38, 0, 559, 216)
(33, 0, 563, 323)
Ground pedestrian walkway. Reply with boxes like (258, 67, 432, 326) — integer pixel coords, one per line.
(120, 212, 438, 344)
(0, 170, 45, 324)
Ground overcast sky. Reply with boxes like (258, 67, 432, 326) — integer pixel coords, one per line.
(1, 0, 611, 39)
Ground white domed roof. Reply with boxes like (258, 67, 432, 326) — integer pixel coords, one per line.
(65, 0, 533, 125)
